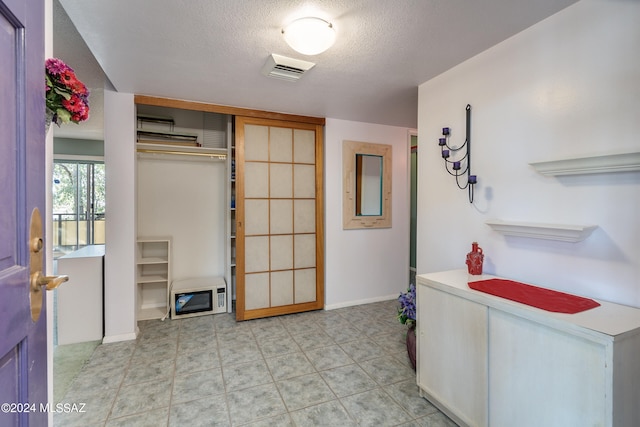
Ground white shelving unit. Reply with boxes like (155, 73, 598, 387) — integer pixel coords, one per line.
(136, 237, 171, 320)
(226, 119, 236, 312)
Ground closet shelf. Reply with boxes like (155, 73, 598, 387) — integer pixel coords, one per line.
(529, 152, 640, 176)
(136, 142, 227, 159)
(485, 219, 597, 242)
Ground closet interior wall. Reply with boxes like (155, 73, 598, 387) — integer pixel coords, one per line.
(135, 103, 231, 319)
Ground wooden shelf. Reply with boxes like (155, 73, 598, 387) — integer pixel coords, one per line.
(529, 152, 640, 176)
(485, 219, 597, 242)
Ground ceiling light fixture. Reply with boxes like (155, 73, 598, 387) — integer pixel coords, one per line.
(282, 17, 336, 56)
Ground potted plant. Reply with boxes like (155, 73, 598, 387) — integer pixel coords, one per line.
(397, 283, 416, 370)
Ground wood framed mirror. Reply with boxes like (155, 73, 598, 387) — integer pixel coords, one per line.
(343, 140, 392, 229)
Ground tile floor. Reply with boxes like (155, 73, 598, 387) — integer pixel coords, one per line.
(54, 300, 458, 426)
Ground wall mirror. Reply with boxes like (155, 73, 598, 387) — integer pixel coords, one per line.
(343, 140, 392, 229)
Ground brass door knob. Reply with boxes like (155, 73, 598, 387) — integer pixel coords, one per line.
(30, 271, 69, 292)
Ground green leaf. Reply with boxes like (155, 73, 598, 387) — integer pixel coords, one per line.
(56, 108, 72, 123)
(53, 87, 72, 100)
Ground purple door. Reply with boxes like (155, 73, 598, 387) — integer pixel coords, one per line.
(0, 0, 47, 426)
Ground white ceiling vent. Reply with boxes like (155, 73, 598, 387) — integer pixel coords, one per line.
(261, 54, 315, 82)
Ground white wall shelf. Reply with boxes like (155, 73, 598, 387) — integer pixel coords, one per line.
(485, 219, 597, 242)
(529, 152, 640, 176)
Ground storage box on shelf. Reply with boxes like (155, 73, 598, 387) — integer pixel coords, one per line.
(136, 237, 171, 320)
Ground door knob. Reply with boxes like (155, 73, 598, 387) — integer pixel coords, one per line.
(31, 271, 69, 292)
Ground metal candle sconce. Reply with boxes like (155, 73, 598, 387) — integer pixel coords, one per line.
(438, 104, 477, 203)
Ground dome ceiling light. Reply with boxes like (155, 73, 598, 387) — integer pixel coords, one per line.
(282, 17, 336, 56)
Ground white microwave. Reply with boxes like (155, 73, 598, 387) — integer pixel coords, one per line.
(170, 276, 226, 319)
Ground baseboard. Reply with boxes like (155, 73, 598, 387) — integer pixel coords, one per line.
(325, 294, 398, 311)
(101, 329, 138, 344)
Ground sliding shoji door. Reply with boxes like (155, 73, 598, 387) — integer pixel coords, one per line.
(235, 117, 324, 321)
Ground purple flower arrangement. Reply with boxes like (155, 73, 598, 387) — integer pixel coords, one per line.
(45, 58, 90, 126)
(397, 283, 416, 328)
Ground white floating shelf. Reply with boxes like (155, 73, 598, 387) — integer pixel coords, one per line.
(485, 219, 597, 242)
(529, 152, 640, 176)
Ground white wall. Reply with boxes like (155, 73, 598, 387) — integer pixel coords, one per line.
(417, 0, 640, 307)
(325, 118, 412, 309)
(137, 157, 226, 281)
(103, 89, 137, 341)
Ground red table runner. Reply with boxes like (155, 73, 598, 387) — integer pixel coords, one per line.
(468, 279, 600, 314)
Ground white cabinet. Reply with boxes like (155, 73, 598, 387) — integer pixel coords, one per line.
(56, 245, 105, 344)
(136, 238, 171, 320)
(417, 285, 488, 427)
(417, 269, 640, 427)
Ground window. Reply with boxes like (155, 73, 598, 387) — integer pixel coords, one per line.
(53, 160, 105, 257)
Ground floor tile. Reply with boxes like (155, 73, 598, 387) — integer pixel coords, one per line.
(340, 388, 412, 427)
(218, 341, 262, 366)
(265, 352, 315, 381)
(384, 379, 440, 418)
(177, 333, 218, 354)
(291, 329, 335, 351)
(276, 372, 336, 411)
(257, 335, 300, 358)
(320, 364, 377, 397)
(110, 378, 173, 418)
(414, 412, 459, 426)
(67, 360, 126, 393)
(175, 348, 220, 374)
(169, 396, 230, 427)
(172, 367, 225, 404)
(289, 400, 357, 427)
(226, 383, 286, 425)
(305, 344, 353, 371)
(240, 413, 294, 427)
(124, 357, 175, 385)
(359, 355, 415, 385)
(53, 387, 117, 427)
(323, 325, 363, 343)
(222, 359, 272, 392)
(105, 407, 170, 427)
(339, 337, 386, 361)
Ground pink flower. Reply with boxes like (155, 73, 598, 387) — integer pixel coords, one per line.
(45, 58, 72, 75)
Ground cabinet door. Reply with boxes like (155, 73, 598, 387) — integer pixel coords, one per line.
(489, 309, 607, 427)
(235, 117, 324, 321)
(417, 285, 488, 427)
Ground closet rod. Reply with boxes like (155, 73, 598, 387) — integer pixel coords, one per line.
(136, 148, 226, 160)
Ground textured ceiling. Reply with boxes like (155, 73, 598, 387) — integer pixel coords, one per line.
(54, 0, 579, 139)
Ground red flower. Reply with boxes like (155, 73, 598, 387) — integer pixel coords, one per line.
(62, 94, 85, 113)
(59, 70, 80, 89)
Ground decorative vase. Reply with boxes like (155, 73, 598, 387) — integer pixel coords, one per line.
(406, 325, 416, 371)
(466, 241, 484, 275)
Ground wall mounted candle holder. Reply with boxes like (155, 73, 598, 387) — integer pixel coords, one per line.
(438, 104, 477, 203)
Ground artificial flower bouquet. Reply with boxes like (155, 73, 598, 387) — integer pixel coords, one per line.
(45, 58, 90, 126)
(397, 283, 416, 328)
